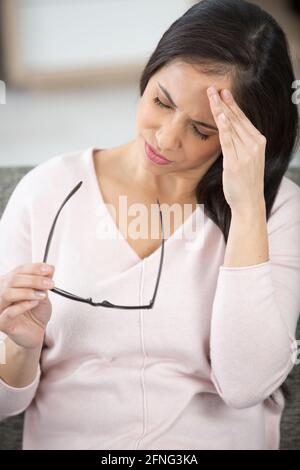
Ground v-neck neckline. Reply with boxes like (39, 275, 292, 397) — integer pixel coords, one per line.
(86, 146, 202, 264)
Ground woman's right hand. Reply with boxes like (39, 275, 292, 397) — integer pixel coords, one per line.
(0, 263, 55, 350)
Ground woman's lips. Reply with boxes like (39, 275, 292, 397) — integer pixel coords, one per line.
(145, 142, 172, 165)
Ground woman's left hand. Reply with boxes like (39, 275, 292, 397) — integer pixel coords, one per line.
(207, 86, 267, 216)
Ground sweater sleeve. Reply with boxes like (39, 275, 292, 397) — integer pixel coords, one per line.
(0, 170, 41, 420)
(0, 362, 41, 421)
(209, 180, 300, 409)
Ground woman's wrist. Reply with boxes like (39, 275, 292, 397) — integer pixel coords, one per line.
(0, 337, 43, 388)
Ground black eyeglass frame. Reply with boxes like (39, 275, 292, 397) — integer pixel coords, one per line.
(42, 181, 165, 309)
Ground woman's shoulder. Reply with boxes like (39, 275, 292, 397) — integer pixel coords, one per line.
(268, 174, 300, 227)
(6, 148, 92, 215)
(274, 174, 300, 206)
(25, 147, 89, 181)
(18, 147, 90, 193)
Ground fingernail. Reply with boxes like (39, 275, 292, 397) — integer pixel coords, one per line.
(36, 291, 47, 298)
(208, 87, 216, 95)
(223, 89, 231, 100)
(41, 264, 51, 273)
(43, 278, 54, 287)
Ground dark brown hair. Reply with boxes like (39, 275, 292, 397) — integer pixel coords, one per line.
(139, 0, 299, 403)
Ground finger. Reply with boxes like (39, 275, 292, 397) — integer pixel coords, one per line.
(13, 263, 55, 277)
(217, 113, 239, 167)
(219, 92, 257, 147)
(1, 287, 48, 306)
(207, 87, 242, 144)
(219, 97, 267, 165)
(8, 273, 55, 290)
(1, 300, 40, 323)
(206, 86, 239, 163)
(0, 274, 53, 311)
(220, 89, 261, 139)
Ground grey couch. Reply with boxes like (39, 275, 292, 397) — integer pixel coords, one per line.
(0, 166, 300, 450)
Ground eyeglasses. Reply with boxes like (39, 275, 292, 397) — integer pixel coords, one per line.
(42, 181, 165, 309)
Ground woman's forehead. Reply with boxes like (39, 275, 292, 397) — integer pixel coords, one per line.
(153, 61, 233, 94)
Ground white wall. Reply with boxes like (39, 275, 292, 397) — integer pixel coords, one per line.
(0, 0, 299, 168)
(17, 0, 192, 71)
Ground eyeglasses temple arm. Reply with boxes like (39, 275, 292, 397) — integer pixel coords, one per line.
(43, 181, 83, 263)
(149, 199, 164, 308)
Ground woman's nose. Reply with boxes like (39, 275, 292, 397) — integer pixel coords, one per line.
(156, 121, 181, 151)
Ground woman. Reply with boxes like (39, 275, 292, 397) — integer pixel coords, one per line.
(0, 0, 299, 450)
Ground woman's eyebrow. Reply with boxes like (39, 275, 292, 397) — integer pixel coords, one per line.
(157, 81, 218, 132)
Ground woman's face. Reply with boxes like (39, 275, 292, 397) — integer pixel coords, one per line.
(134, 60, 233, 191)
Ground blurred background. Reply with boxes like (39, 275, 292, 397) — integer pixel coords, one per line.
(0, 0, 299, 168)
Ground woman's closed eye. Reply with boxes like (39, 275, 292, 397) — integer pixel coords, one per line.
(152, 96, 209, 141)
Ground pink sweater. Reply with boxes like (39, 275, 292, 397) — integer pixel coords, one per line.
(0, 147, 300, 450)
